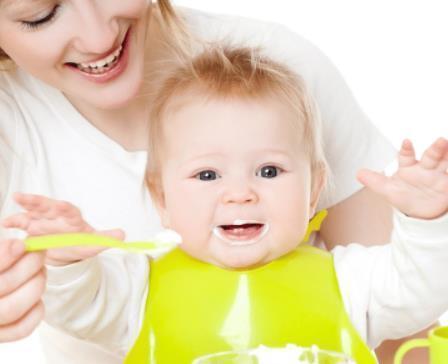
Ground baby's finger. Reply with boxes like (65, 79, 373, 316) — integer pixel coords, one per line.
(0, 240, 25, 273)
(2, 213, 31, 231)
(436, 145, 448, 173)
(420, 138, 448, 170)
(398, 139, 417, 168)
(357, 169, 389, 197)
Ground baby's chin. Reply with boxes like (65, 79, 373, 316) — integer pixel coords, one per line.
(208, 249, 274, 270)
(179, 240, 281, 270)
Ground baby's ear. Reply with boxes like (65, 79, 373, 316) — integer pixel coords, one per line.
(309, 164, 327, 216)
(146, 175, 171, 228)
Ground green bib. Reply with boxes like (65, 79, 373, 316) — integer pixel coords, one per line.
(124, 245, 377, 363)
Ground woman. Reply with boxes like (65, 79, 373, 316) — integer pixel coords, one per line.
(0, 1, 430, 363)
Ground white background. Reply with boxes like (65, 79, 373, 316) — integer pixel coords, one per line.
(1, 0, 447, 362)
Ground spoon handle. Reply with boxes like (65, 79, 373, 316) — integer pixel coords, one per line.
(25, 233, 176, 254)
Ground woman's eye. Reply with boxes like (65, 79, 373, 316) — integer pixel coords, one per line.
(195, 170, 219, 181)
(20, 5, 61, 30)
(257, 166, 280, 178)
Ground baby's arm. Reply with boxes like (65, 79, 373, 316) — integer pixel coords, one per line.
(335, 138, 448, 348)
(2, 193, 148, 355)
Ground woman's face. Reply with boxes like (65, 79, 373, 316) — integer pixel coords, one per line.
(0, 0, 150, 109)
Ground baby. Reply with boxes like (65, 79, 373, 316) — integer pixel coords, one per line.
(4, 47, 448, 363)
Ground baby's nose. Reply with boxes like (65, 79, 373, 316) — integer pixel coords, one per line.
(221, 182, 258, 204)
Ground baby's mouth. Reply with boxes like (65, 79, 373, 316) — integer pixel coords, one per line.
(213, 221, 269, 246)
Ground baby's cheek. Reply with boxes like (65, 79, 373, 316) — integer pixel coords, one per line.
(178, 237, 207, 263)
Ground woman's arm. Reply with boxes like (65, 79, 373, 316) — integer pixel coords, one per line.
(320, 187, 392, 249)
(321, 187, 433, 364)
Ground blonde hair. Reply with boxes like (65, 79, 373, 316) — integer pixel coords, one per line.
(147, 45, 328, 196)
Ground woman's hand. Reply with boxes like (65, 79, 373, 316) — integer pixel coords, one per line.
(2, 193, 124, 266)
(0, 239, 46, 342)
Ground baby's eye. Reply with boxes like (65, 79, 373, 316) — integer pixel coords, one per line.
(195, 170, 219, 181)
(256, 165, 281, 178)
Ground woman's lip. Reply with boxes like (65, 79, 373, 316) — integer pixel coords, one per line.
(213, 223, 270, 246)
(66, 27, 131, 84)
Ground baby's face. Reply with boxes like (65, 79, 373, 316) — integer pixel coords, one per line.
(155, 95, 322, 269)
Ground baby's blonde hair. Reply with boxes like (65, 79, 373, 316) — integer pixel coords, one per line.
(147, 45, 328, 198)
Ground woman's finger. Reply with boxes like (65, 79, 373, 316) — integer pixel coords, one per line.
(46, 245, 109, 266)
(14, 193, 57, 219)
(0, 252, 46, 297)
(0, 240, 25, 274)
(0, 301, 44, 342)
(0, 269, 46, 326)
(2, 213, 31, 230)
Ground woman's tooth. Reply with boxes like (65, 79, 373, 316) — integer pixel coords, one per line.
(105, 54, 115, 64)
(76, 43, 123, 73)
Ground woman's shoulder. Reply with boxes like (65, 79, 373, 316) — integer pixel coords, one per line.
(0, 66, 48, 98)
(0, 67, 67, 133)
(0, 69, 23, 133)
(179, 7, 317, 55)
(179, 7, 286, 34)
(0, 67, 49, 115)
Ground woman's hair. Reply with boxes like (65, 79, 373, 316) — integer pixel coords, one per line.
(147, 45, 329, 198)
(0, 49, 8, 62)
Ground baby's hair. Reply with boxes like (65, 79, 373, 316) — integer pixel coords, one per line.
(147, 45, 328, 197)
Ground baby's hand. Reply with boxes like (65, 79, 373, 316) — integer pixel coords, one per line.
(2, 193, 125, 266)
(357, 138, 448, 220)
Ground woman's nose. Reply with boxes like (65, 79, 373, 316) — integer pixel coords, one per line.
(71, 4, 119, 55)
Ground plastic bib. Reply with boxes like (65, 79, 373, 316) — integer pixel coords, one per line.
(125, 245, 376, 363)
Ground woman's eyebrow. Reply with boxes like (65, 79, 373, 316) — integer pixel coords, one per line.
(0, 0, 47, 11)
(0, 0, 19, 9)
(0, 0, 24, 10)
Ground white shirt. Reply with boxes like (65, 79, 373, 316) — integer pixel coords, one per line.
(0, 8, 396, 364)
(42, 211, 448, 356)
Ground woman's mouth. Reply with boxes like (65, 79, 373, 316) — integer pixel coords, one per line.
(213, 221, 270, 246)
(65, 27, 131, 82)
(75, 45, 124, 74)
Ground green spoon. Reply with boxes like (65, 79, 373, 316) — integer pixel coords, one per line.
(25, 233, 179, 254)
